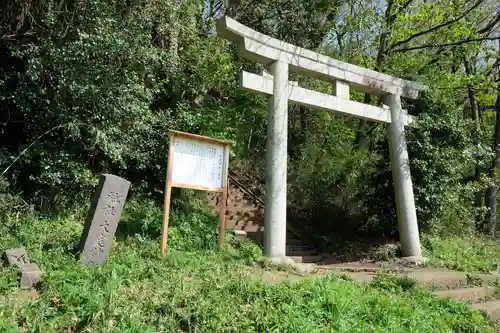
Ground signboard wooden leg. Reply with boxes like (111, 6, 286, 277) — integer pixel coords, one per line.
(161, 135, 176, 258)
(218, 145, 230, 249)
(218, 185, 228, 249)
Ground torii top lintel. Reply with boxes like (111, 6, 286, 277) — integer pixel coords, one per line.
(216, 16, 426, 100)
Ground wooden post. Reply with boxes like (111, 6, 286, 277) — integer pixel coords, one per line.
(218, 145, 230, 248)
(161, 134, 176, 258)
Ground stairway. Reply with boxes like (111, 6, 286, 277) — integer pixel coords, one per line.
(316, 265, 500, 321)
(206, 174, 321, 264)
(207, 177, 500, 321)
(258, 263, 500, 322)
(436, 285, 500, 320)
(206, 175, 500, 321)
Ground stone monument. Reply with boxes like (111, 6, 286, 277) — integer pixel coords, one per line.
(79, 174, 130, 266)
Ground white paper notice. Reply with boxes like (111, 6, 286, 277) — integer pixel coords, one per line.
(171, 136, 225, 189)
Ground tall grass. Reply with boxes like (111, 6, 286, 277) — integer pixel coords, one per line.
(423, 234, 500, 273)
(0, 198, 496, 332)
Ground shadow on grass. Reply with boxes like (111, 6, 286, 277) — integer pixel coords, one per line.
(114, 194, 219, 248)
(115, 209, 163, 241)
(114, 191, 187, 241)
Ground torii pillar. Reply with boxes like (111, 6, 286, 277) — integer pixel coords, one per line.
(385, 94, 422, 258)
(264, 61, 289, 261)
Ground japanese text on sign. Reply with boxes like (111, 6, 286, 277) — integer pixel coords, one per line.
(171, 137, 225, 189)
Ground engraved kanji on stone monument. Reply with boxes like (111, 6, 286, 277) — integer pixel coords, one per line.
(79, 174, 131, 266)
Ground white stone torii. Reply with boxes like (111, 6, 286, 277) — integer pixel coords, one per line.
(216, 16, 426, 263)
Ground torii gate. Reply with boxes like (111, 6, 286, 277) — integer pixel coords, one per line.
(216, 16, 426, 264)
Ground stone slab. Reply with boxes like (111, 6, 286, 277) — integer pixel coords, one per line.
(472, 301, 500, 321)
(3, 247, 28, 268)
(336, 268, 470, 288)
(266, 255, 297, 266)
(20, 263, 41, 289)
(316, 262, 387, 272)
(407, 269, 469, 288)
(233, 230, 247, 241)
(435, 286, 494, 303)
(286, 249, 317, 257)
(79, 174, 130, 266)
(289, 255, 323, 264)
(396, 256, 429, 266)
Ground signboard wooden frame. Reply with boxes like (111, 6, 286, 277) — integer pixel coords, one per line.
(162, 130, 232, 257)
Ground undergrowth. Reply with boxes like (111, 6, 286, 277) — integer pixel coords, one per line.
(423, 234, 500, 273)
(0, 198, 497, 332)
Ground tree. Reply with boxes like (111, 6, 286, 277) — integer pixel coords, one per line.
(483, 40, 500, 233)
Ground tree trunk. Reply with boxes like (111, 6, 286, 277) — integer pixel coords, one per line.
(354, 0, 393, 151)
(299, 106, 307, 138)
(483, 91, 500, 234)
(354, 94, 372, 151)
(464, 58, 480, 121)
(169, 4, 179, 68)
(464, 57, 484, 211)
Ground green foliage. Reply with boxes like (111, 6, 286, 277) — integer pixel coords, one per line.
(0, 0, 239, 206)
(408, 93, 485, 233)
(1, 0, 500, 247)
(371, 273, 418, 293)
(423, 234, 500, 273)
(288, 114, 372, 234)
(0, 177, 25, 214)
(0, 320, 19, 333)
(231, 0, 341, 49)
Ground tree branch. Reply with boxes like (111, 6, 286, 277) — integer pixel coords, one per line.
(486, 58, 500, 77)
(395, 0, 414, 15)
(389, 0, 485, 50)
(1, 122, 81, 177)
(1, 31, 36, 40)
(417, 47, 447, 74)
(478, 13, 500, 35)
(392, 36, 500, 52)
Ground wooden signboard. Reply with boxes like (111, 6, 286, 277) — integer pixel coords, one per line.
(162, 130, 231, 257)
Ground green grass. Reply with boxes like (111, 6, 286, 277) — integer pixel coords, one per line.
(0, 200, 497, 332)
(423, 234, 500, 273)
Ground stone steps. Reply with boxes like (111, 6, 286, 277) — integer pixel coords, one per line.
(330, 268, 472, 288)
(207, 176, 315, 254)
(287, 251, 318, 258)
(286, 238, 304, 245)
(289, 255, 323, 264)
(434, 286, 500, 321)
(435, 286, 494, 303)
(286, 245, 313, 250)
(472, 301, 500, 320)
(318, 265, 500, 321)
(258, 265, 500, 322)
